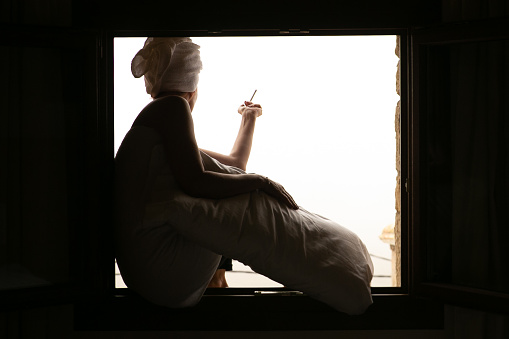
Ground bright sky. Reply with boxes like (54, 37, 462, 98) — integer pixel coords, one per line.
(114, 36, 399, 285)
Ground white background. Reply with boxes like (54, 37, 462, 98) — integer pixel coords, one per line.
(114, 36, 399, 286)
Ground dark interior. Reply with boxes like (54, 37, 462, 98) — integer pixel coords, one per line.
(2, 0, 509, 336)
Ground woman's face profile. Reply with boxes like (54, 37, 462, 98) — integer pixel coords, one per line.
(189, 88, 198, 111)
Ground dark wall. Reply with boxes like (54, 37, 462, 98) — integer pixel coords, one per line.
(72, 0, 440, 31)
(2, 0, 509, 338)
(0, 0, 441, 29)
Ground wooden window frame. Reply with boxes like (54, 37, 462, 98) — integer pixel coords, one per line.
(7, 3, 508, 332)
(1, 26, 453, 330)
(74, 28, 447, 331)
(409, 18, 509, 315)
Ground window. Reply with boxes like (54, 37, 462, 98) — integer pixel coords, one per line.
(6, 0, 508, 333)
(114, 35, 400, 289)
(409, 20, 509, 313)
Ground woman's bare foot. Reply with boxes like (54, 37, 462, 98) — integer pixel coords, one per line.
(207, 269, 229, 288)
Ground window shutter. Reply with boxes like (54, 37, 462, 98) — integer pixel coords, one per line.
(410, 19, 509, 313)
(0, 28, 110, 310)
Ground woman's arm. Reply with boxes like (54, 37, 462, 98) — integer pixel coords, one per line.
(200, 101, 261, 171)
(132, 96, 297, 209)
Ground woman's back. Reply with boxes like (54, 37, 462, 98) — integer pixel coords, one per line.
(114, 124, 221, 308)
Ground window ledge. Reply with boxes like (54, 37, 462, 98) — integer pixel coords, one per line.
(75, 289, 443, 331)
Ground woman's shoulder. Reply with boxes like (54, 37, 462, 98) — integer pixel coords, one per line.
(133, 95, 190, 127)
(147, 95, 190, 112)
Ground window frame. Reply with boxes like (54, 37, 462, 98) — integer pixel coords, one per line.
(0, 25, 446, 330)
(409, 18, 509, 314)
(8, 3, 507, 331)
(111, 30, 407, 292)
(109, 27, 410, 293)
(72, 28, 448, 331)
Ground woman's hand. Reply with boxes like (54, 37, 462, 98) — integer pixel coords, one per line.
(238, 101, 262, 118)
(261, 176, 299, 210)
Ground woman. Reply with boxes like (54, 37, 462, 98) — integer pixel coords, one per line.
(131, 38, 297, 206)
(118, 37, 298, 293)
(116, 37, 373, 314)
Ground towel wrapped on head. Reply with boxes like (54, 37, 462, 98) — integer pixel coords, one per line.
(131, 37, 202, 98)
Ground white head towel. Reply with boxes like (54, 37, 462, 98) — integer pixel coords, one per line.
(131, 37, 202, 98)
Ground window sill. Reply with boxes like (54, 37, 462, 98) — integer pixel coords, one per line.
(75, 288, 443, 331)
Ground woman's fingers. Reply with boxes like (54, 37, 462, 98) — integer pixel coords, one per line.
(238, 103, 262, 117)
(244, 101, 261, 108)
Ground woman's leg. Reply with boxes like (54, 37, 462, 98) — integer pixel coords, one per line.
(207, 257, 232, 288)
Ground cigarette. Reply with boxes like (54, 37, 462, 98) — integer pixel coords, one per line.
(249, 89, 257, 102)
